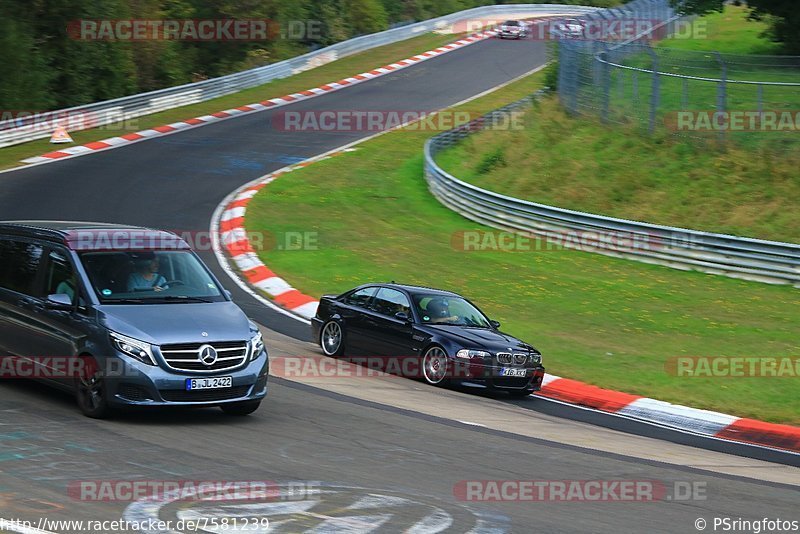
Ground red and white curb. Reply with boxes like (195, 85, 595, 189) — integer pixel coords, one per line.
(537, 374, 800, 453)
(213, 157, 800, 454)
(19, 30, 497, 166)
(215, 153, 346, 320)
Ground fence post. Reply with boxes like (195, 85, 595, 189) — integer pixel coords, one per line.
(681, 77, 688, 109)
(647, 45, 660, 134)
(757, 83, 763, 116)
(601, 43, 611, 123)
(714, 51, 727, 145)
(567, 43, 580, 115)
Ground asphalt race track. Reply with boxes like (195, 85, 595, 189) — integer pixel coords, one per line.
(0, 36, 797, 533)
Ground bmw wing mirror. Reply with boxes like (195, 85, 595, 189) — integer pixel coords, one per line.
(224, 289, 233, 299)
(395, 311, 411, 323)
(490, 320, 501, 329)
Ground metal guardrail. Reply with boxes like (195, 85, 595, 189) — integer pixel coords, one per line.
(424, 90, 800, 286)
(0, 4, 599, 148)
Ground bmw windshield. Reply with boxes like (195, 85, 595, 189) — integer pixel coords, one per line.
(78, 250, 226, 303)
(413, 294, 492, 327)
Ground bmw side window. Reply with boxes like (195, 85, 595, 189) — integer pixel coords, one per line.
(343, 287, 376, 308)
(370, 288, 411, 317)
(0, 238, 44, 297)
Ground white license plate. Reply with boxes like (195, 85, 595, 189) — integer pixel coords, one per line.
(500, 368, 527, 377)
(186, 376, 232, 391)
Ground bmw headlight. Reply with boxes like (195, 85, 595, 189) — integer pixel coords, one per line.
(456, 349, 491, 360)
(530, 353, 542, 365)
(249, 331, 265, 361)
(110, 332, 156, 366)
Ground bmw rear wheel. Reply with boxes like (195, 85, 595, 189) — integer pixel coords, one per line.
(320, 320, 345, 357)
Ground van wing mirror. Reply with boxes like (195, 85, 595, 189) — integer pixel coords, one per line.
(46, 293, 73, 310)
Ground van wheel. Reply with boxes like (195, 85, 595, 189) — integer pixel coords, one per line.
(75, 355, 111, 419)
(220, 400, 261, 416)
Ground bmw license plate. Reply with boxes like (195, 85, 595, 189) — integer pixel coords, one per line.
(186, 376, 232, 391)
(500, 368, 527, 378)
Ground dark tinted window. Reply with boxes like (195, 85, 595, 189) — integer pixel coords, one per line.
(0, 238, 44, 296)
(342, 287, 376, 308)
(370, 288, 411, 316)
(503, 20, 520, 26)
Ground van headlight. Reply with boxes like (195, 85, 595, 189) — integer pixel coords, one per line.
(249, 331, 265, 361)
(110, 332, 156, 366)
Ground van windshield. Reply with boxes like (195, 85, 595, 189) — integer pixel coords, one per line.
(78, 250, 225, 303)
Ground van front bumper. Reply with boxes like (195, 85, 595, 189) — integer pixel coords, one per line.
(103, 350, 269, 407)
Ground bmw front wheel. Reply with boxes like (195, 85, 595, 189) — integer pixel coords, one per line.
(320, 320, 345, 357)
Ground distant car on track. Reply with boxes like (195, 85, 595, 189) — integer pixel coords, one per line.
(550, 18, 586, 40)
(496, 19, 529, 40)
(311, 283, 544, 397)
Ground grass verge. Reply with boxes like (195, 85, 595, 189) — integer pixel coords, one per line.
(244, 70, 800, 425)
(0, 32, 462, 171)
(436, 96, 800, 242)
(665, 4, 781, 55)
(602, 4, 799, 150)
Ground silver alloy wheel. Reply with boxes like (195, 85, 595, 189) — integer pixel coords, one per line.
(321, 321, 343, 356)
(422, 346, 449, 385)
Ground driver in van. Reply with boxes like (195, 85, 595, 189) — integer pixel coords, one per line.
(127, 256, 168, 292)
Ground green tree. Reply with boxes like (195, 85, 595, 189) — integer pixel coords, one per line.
(747, 0, 800, 54)
(344, 0, 388, 35)
(0, 6, 53, 109)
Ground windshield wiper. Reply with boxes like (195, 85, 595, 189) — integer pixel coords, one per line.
(150, 295, 215, 303)
(105, 298, 148, 305)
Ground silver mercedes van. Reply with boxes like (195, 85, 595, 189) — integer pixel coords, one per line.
(0, 221, 268, 418)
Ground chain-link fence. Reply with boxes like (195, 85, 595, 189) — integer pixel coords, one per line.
(557, 3, 800, 146)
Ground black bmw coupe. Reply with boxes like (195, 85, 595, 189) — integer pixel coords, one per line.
(311, 283, 545, 397)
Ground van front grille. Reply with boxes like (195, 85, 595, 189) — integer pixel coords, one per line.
(160, 341, 248, 373)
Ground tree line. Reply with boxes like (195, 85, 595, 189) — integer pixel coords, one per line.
(2, 0, 792, 111)
(0, 0, 611, 110)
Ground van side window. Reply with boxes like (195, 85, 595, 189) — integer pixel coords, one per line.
(45, 250, 78, 304)
(0, 239, 44, 296)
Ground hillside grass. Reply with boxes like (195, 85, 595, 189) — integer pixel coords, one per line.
(437, 96, 800, 242)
